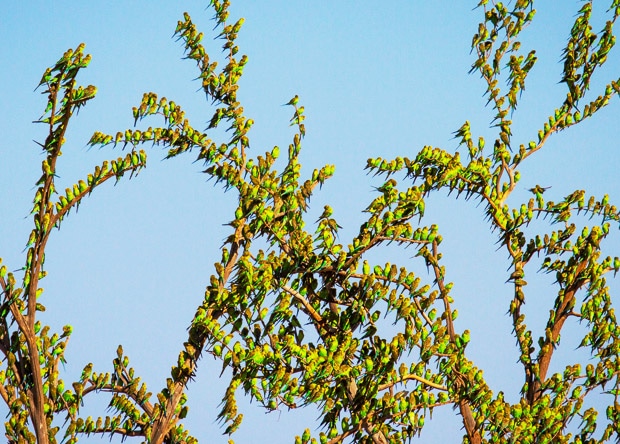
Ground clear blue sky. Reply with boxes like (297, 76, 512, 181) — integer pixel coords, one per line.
(1, 1, 619, 442)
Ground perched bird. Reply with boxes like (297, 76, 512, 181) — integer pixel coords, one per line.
(283, 95, 299, 106)
(81, 363, 93, 382)
(375, 178, 397, 194)
(317, 205, 333, 220)
(75, 85, 97, 104)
